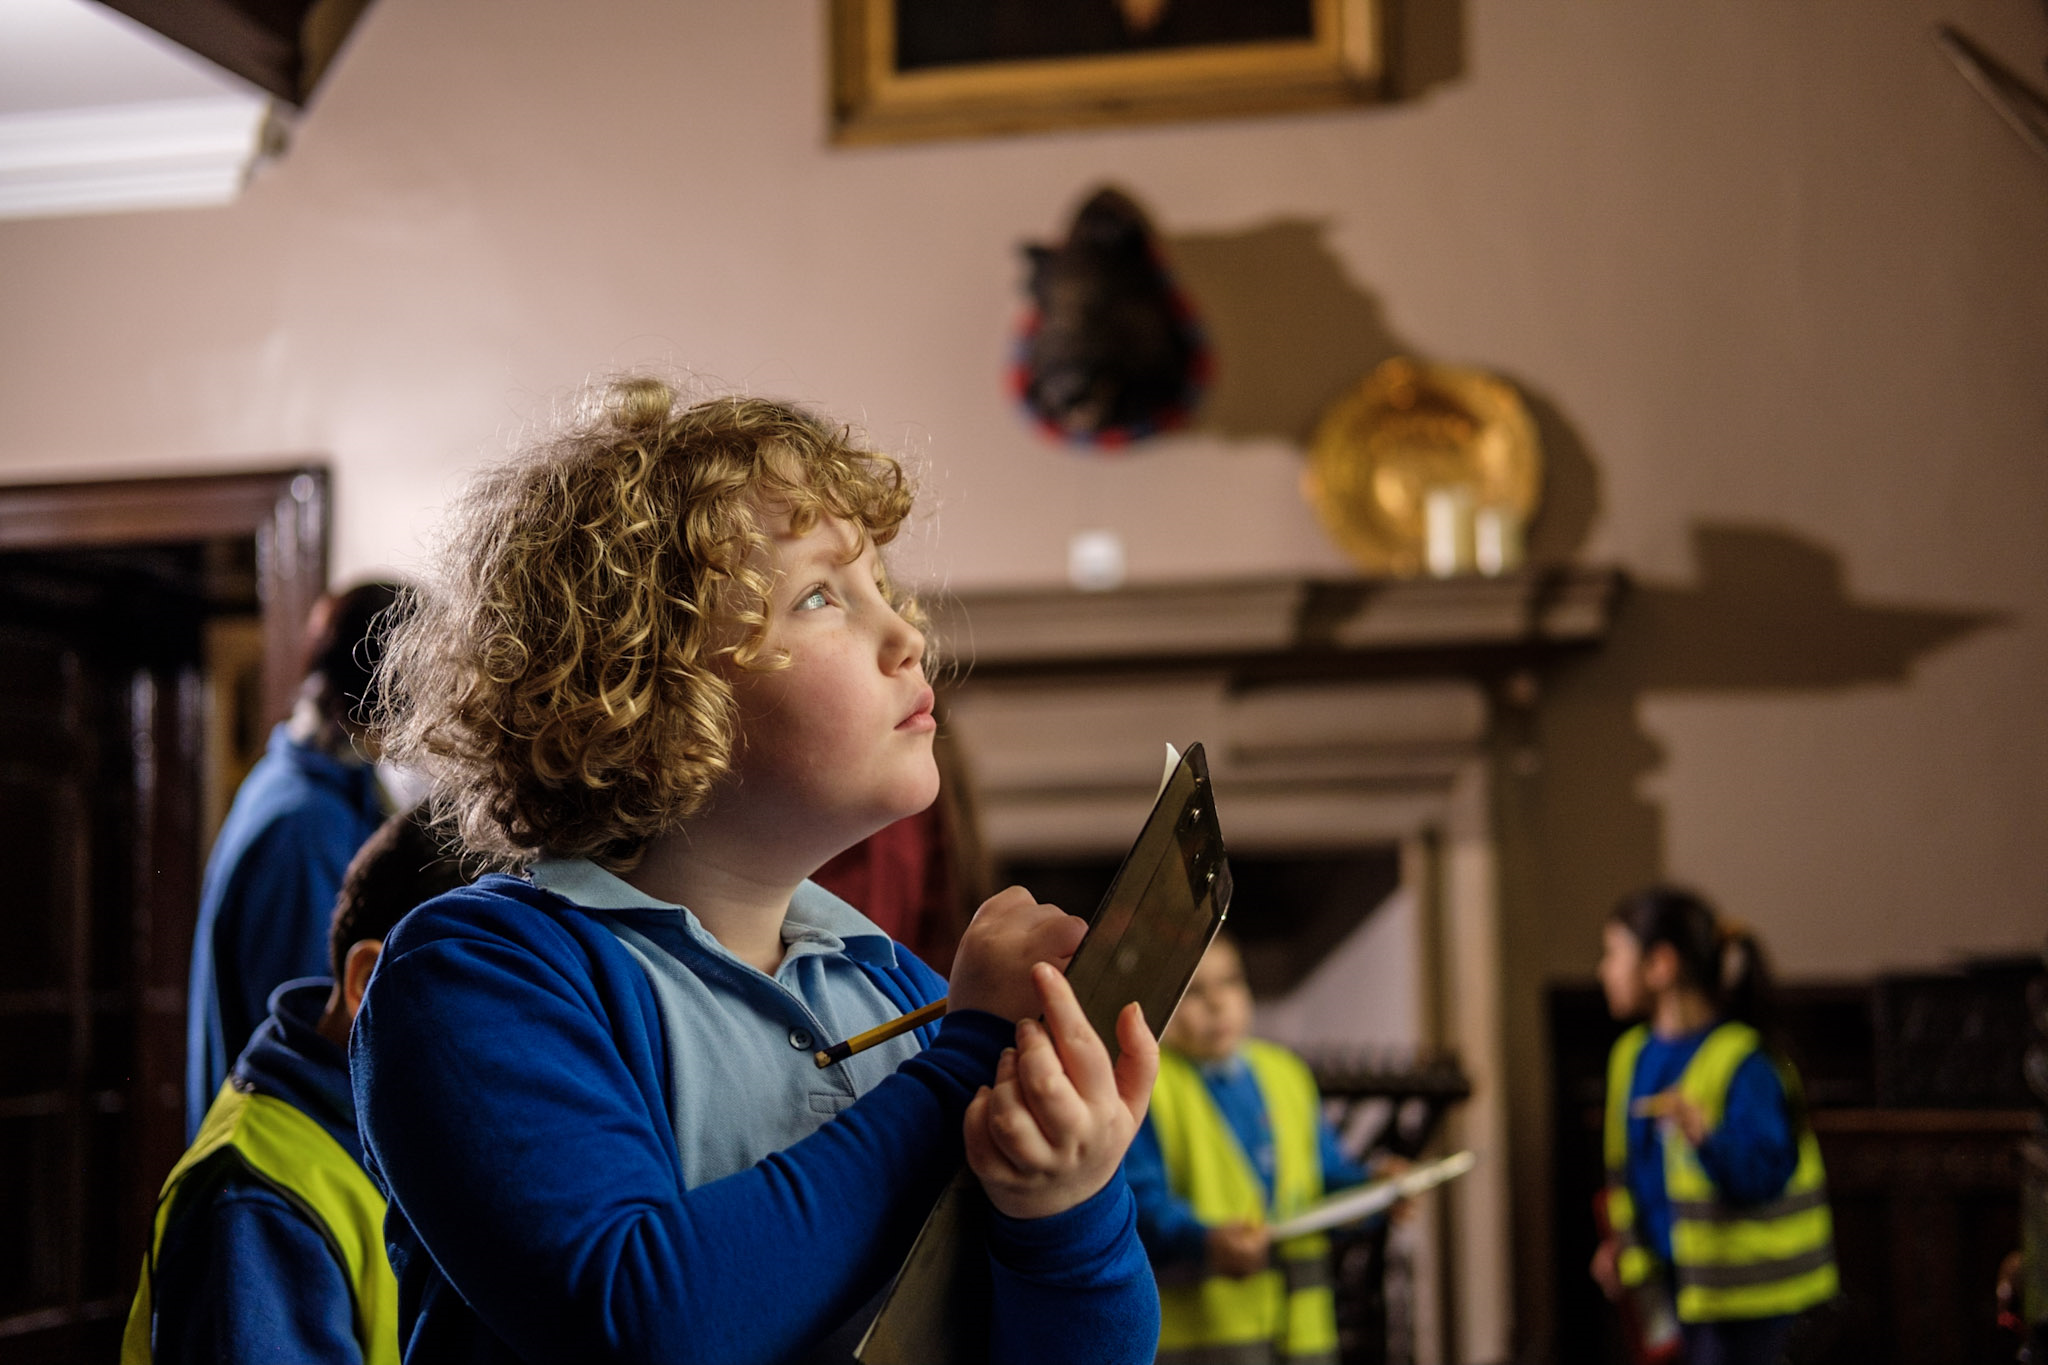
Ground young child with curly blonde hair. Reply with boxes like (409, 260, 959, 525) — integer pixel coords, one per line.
(352, 380, 1161, 1364)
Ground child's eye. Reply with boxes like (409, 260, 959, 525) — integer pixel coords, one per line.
(796, 586, 831, 611)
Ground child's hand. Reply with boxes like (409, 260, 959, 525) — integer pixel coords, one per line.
(962, 963, 1157, 1220)
(1206, 1222, 1271, 1277)
(1631, 1088, 1710, 1146)
(1590, 1236, 1622, 1300)
(1371, 1154, 1418, 1226)
(947, 886, 1088, 1022)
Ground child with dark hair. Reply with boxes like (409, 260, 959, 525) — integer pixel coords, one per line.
(128, 808, 466, 1365)
(1592, 886, 1837, 1365)
(185, 579, 405, 1139)
(353, 378, 1161, 1364)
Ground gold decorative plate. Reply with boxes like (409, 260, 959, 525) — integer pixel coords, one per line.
(1302, 358, 1542, 576)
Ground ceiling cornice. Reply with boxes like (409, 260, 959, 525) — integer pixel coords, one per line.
(0, 93, 277, 220)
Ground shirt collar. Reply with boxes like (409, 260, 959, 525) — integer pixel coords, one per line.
(1196, 1051, 1251, 1082)
(528, 856, 898, 967)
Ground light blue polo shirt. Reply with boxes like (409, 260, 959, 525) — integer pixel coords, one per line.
(528, 858, 930, 1187)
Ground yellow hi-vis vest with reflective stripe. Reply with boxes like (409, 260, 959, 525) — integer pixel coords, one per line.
(1603, 1022, 1838, 1323)
(120, 1080, 399, 1365)
(1150, 1040, 1339, 1365)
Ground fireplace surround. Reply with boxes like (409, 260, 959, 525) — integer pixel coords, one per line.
(930, 568, 1619, 1365)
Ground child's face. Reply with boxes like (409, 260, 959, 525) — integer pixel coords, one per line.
(1163, 937, 1253, 1063)
(1597, 921, 1647, 1020)
(722, 509, 939, 869)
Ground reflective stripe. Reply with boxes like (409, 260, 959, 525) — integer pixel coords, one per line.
(1670, 1186, 1827, 1221)
(1279, 1256, 1333, 1293)
(1677, 1262, 1840, 1323)
(1155, 1343, 1339, 1365)
(1156, 1345, 1274, 1365)
(1156, 1345, 1341, 1365)
(1670, 1205, 1833, 1267)
(1676, 1245, 1837, 1290)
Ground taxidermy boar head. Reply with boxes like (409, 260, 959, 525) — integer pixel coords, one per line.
(1015, 187, 1208, 446)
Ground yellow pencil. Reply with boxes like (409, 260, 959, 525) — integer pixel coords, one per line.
(812, 999, 948, 1069)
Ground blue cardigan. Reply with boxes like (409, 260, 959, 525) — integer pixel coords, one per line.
(351, 875, 1159, 1364)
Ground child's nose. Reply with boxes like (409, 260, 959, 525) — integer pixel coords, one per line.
(881, 608, 925, 672)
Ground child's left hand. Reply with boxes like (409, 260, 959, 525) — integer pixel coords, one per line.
(963, 962, 1159, 1220)
(1371, 1155, 1419, 1226)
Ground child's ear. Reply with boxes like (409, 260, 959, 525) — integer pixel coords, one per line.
(1642, 942, 1680, 992)
(341, 939, 384, 1022)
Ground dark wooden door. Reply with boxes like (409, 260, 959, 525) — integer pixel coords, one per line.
(0, 595, 202, 1361)
(0, 472, 324, 1363)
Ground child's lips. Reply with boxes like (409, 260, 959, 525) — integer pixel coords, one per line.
(897, 687, 936, 731)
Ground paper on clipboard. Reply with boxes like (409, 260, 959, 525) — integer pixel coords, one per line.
(1265, 1150, 1478, 1241)
(855, 742, 1233, 1365)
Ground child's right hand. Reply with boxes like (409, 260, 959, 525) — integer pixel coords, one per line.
(1207, 1222, 1271, 1277)
(1589, 1236, 1622, 1301)
(947, 885, 1088, 1022)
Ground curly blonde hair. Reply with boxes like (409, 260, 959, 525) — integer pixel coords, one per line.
(377, 378, 919, 870)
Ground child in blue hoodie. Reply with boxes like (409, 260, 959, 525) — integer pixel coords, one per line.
(127, 807, 467, 1364)
(353, 380, 1162, 1365)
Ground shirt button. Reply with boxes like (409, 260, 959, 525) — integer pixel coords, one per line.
(789, 1028, 814, 1050)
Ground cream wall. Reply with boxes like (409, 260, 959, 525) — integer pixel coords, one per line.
(3, 1, 2044, 1357)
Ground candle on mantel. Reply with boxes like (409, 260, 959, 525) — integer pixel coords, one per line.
(1423, 485, 1475, 578)
(1473, 504, 1524, 576)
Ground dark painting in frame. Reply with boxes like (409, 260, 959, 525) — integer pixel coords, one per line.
(829, 0, 1383, 144)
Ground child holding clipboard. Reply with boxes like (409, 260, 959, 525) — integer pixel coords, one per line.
(352, 380, 1161, 1363)
(1127, 931, 1386, 1365)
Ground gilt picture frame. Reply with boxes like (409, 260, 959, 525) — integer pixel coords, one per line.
(828, 0, 1383, 145)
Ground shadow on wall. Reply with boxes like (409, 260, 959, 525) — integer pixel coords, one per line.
(1167, 218, 1401, 447)
(1524, 521, 2008, 915)
(1386, 0, 1467, 101)
(1163, 217, 1601, 566)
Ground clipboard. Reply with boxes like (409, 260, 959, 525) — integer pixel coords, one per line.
(856, 742, 1233, 1365)
(1263, 1150, 1477, 1240)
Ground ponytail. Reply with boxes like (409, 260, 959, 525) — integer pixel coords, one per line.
(1714, 918, 1775, 1037)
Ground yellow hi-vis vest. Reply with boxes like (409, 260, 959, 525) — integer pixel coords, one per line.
(120, 1080, 399, 1365)
(1150, 1040, 1339, 1365)
(1603, 1022, 1839, 1323)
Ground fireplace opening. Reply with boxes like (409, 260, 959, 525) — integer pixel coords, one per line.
(999, 845, 1434, 1365)
(1001, 849, 1399, 996)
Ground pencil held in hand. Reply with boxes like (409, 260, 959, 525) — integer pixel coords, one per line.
(1630, 1088, 1709, 1145)
(813, 999, 947, 1068)
(1629, 1090, 1681, 1120)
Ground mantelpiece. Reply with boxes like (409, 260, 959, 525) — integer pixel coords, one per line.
(929, 566, 1621, 1365)
(929, 567, 1618, 674)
